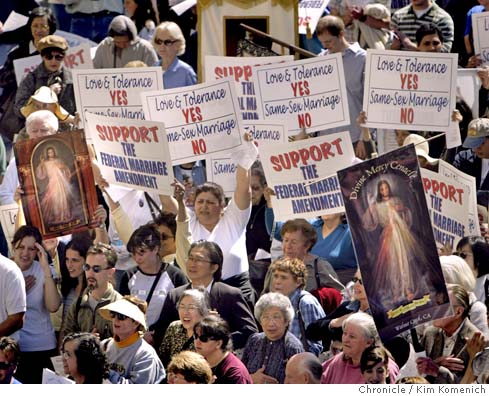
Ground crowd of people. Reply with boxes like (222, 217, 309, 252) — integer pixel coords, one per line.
(0, 0, 488, 386)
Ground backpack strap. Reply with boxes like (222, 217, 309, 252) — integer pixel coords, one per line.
(313, 257, 321, 289)
(296, 293, 310, 352)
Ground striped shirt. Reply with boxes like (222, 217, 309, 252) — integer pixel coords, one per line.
(391, 2, 454, 52)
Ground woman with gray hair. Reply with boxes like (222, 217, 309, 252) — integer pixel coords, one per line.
(241, 292, 304, 383)
(159, 287, 210, 367)
(322, 312, 399, 383)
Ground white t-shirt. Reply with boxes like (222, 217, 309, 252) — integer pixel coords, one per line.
(19, 261, 57, 352)
(0, 254, 26, 341)
(189, 199, 251, 279)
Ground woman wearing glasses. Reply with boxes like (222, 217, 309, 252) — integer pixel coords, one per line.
(11, 226, 61, 383)
(159, 288, 210, 367)
(241, 292, 304, 384)
(14, 34, 76, 122)
(152, 21, 197, 89)
(194, 315, 252, 384)
(100, 296, 166, 384)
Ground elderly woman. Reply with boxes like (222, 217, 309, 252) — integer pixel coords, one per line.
(360, 345, 393, 384)
(321, 312, 399, 384)
(159, 288, 210, 367)
(153, 21, 197, 89)
(194, 315, 252, 384)
(440, 255, 489, 337)
(61, 333, 108, 384)
(167, 351, 213, 384)
(241, 292, 303, 384)
(99, 296, 166, 384)
(14, 34, 75, 120)
(93, 15, 158, 69)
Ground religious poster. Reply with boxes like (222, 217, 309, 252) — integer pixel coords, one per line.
(14, 130, 98, 238)
(337, 145, 451, 340)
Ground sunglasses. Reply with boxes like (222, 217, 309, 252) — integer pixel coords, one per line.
(82, 263, 110, 273)
(109, 311, 129, 321)
(194, 334, 215, 343)
(43, 53, 65, 61)
(0, 362, 12, 370)
(154, 38, 178, 46)
(352, 277, 363, 285)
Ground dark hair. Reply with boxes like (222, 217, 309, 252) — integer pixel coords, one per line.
(188, 240, 223, 282)
(456, 236, 489, 277)
(130, 0, 158, 33)
(194, 316, 232, 352)
(86, 243, 118, 268)
(194, 182, 226, 207)
(167, 351, 213, 384)
(316, 15, 344, 37)
(303, 355, 323, 383)
(60, 234, 92, 297)
(12, 225, 42, 247)
(281, 218, 317, 251)
(127, 224, 161, 254)
(376, 180, 392, 202)
(153, 211, 177, 238)
(415, 23, 444, 45)
(27, 7, 57, 40)
(62, 333, 108, 384)
(0, 336, 20, 365)
(360, 345, 392, 384)
(396, 376, 430, 384)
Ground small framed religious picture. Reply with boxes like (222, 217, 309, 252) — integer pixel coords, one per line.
(14, 129, 98, 238)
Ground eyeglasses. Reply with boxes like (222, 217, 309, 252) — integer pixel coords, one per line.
(187, 255, 212, 264)
(194, 334, 215, 343)
(178, 304, 199, 311)
(109, 311, 129, 321)
(0, 361, 13, 370)
(352, 277, 363, 285)
(43, 53, 65, 61)
(261, 314, 284, 323)
(160, 233, 174, 241)
(82, 263, 110, 273)
(154, 38, 178, 46)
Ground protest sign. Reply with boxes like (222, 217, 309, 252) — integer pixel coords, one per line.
(141, 78, 244, 165)
(72, 67, 164, 130)
(2, 11, 28, 32)
(298, 0, 329, 35)
(244, 121, 288, 146)
(457, 68, 480, 118)
(42, 368, 74, 384)
(472, 11, 489, 65)
(259, 132, 354, 221)
(422, 168, 474, 251)
(338, 144, 451, 340)
(0, 203, 18, 256)
(438, 159, 480, 237)
(204, 55, 293, 121)
(85, 112, 174, 195)
(14, 43, 94, 86)
(363, 50, 458, 132)
(253, 54, 350, 135)
(14, 130, 98, 238)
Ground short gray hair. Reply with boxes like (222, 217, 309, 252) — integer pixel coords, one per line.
(254, 292, 294, 325)
(440, 255, 476, 292)
(26, 110, 58, 133)
(343, 312, 380, 345)
(177, 288, 210, 317)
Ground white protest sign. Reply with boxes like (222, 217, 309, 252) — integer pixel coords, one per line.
(42, 368, 75, 384)
(259, 132, 354, 221)
(72, 67, 164, 130)
(2, 11, 28, 32)
(438, 159, 481, 237)
(141, 78, 244, 165)
(0, 203, 18, 256)
(472, 11, 489, 65)
(298, 0, 329, 35)
(14, 43, 94, 86)
(253, 54, 350, 136)
(243, 120, 288, 147)
(204, 55, 293, 121)
(85, 112, 174, 195)
(422, 168, 474, 251)
(363, 49, 458, 132)
(457, 68, 480, 118)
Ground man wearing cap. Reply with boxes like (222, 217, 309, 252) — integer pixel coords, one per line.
(453, 118, 489, 191)
(60, 243, 122, 342)
(14, 34, 75, 122)
(99, 296, 166, 384)
(402, 133, 439, 170)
